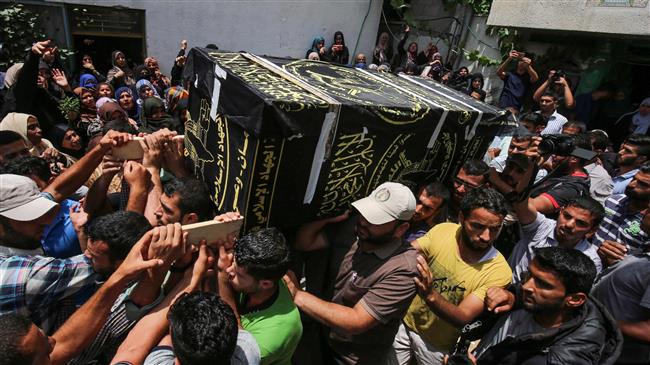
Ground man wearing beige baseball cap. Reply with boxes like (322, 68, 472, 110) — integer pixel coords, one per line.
(287, 182, 420, 364)
(0, 174, 59, 255)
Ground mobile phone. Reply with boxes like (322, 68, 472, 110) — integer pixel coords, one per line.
(182, 218, 244, 245)
(111, 135, 184, 160)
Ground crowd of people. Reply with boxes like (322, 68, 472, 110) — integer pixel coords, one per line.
(0, 29, 648, 365)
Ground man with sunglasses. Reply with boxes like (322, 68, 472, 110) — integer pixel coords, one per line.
(392, 188, 512, 365)
(448, 159, 490, 222)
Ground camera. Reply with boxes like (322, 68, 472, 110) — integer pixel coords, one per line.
(551, 69, 566, 82)
(538, 134, 597, 160)
(538, 134, 574, 156)
(446, 321, 482, 365)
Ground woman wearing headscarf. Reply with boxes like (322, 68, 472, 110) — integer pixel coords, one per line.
(79, 74, 98, 90)
(116, 86, 140, 121)
(394, 25, 418, 73)
(140, 97, 179, 133)
(76, 87, 99, 141)
(49, 123, 85, 160)
(328, 31, 349, 65)
(467, 73, 486, 102)
(0, 112, 75, 167)
(373, 32, 393, 66)
(75, 53, 106, 85)
(306, 36, 329, 61)
(449, 66, 471, 92)
(165, 86, 189, 132)
(106, 50, 135, 89)
(145, 56, 171, 94)
(136, 79, 162, 107)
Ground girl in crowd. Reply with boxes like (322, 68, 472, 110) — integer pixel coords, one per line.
(106, 50, 135, 89)
(116, 86, 140, 121)
(328, 31, 349, 65)
(373, 32, 393, 66)
(306, 36, 328, 61)
(136, 79, 162, 107)
(97, 82, 114, 99)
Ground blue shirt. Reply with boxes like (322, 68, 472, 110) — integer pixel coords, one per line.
(41, 198, 82, 259)
(498, 71, 531, 110)
(612, 168, 638, 195)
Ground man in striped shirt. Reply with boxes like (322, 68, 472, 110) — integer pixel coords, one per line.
(596, 164, 650, 266)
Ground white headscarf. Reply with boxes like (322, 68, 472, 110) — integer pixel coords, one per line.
(632, 97, 650, 134)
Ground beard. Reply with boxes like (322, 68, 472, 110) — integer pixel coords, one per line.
(625, 185, 648, 200)
(460, 227, 491, 253)
(355, 223, 396, 246)
(522, 293, 565, 314)
(0, 222, 42, 250)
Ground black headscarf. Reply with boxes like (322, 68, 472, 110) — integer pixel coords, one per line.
(140, 97, 179, 133)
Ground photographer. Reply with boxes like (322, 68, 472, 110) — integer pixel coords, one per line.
(496, 50, 539, 115)
(533, 69, 575, 113)
(328, 31, 349, 65)
(528, 134, 593, 217)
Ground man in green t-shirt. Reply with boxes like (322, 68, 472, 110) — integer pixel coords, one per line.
(221, 227, 303, 365)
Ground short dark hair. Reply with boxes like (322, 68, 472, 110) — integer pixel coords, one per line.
(624, 134, 650, 158)
(520, 112, 547, 128)
(541, 90, 558, 101)
(562, 121, 586, 134)
(565, 196, 605, 228)
(234, 227, 291, 281)
(0, 156, 51, 182)
(572, 133, 593, 152)
(0, 131, 24, 146)
(460, 187, 509, 218)
(588, 130, 611, 151)
(163, 177, 215, 221)
(532, 246, 596, 295)
(0, 313, 34, 365)
(85, 211, 152, 262)
(422, 180, 450, 208)
(461, 159, 490, 179)
(168, 292, 237, 365)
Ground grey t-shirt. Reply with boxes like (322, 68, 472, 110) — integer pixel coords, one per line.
(474, 309, 543, 358)
(591, 253, 650, 322)
(140, 330, 261, 365)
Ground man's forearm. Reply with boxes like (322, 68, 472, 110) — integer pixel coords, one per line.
(144, 168, 162, 226)
(563, 85, 575, 108)
(46, 145, 106, 202)
(51, 273, 129, 365)
(84, 174, 116, 216)
(294, 291, 370, 336)
(126, 184, 148, 214)
(533, 80, 549, 102)
(619, 320, 650, 342)
(527, 66, 539, 83)
(423, 291, 476, 328)
(496, 58, 511, 76)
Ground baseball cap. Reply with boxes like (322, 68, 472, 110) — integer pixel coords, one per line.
(352, 182, 416, 225)
(0, 174, 58, 221)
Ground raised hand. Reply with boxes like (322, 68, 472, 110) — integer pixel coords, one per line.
(51, 69, 70, 90)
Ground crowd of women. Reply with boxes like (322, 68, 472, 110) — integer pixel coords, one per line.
(306, 26, 487, 101)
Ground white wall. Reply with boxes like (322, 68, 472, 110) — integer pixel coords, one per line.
(49, 0, 383, 75)
(487, 0, 650, 36)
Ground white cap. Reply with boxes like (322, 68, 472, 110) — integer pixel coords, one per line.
(352, 182, 416, 225)
(0, 174, 58, 221)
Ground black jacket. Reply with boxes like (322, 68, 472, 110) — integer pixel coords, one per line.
(0, 51, 72, 136)
(477, 298, 622, 365)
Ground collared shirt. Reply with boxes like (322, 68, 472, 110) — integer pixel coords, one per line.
(612, 168, 639, 195)
(594, 194, 649, 254)
(41, 198, 82, 259)
(329, 238, 419, 364)
(0, 254, 97, 334)
(540, 110, 568, 135)
(509, 213, 602, 284)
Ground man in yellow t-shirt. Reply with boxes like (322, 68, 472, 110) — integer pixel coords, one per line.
(390, 188, 513, 365)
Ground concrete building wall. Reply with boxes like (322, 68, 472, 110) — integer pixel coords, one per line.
(48, 0, 383, 75)
(487, 0, 650, 36)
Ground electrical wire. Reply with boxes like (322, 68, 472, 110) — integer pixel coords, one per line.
(352, 0, 374, 59)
